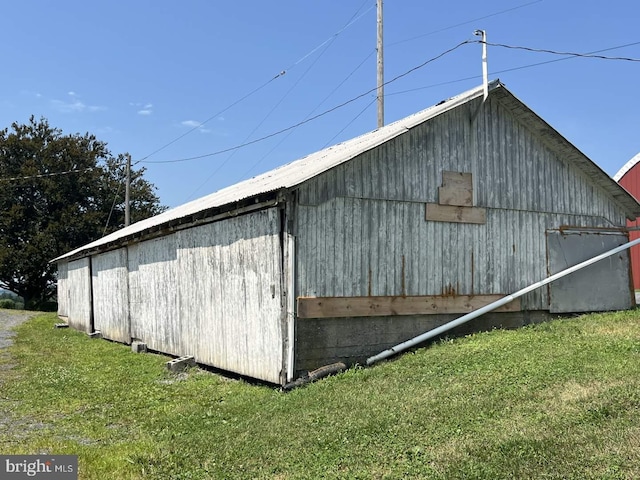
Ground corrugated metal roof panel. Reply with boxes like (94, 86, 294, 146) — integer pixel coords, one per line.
(54, 81, 495, 262)
(53, 79, 640, 261)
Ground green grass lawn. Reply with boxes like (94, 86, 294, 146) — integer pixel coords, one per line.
(1, 311, 640, 479)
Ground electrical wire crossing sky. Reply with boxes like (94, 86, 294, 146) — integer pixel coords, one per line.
(1, 0, 639, 208)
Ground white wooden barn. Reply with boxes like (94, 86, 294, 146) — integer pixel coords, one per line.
(55, 81, 640, 385)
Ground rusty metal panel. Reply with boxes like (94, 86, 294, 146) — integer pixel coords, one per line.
(67, 258, 91, 332)
(56, 261, 69, 317)
(91, 248, 129, 343)
(547, 229, 633, 312)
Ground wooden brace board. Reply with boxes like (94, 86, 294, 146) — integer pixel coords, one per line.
(297, 294, 521, 319)
(425, 203, 486, 224)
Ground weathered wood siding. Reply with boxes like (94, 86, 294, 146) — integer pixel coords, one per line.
(56, 260, 69, 317)
(128, 208, 284, 384)
(92, 248, 129, 343)
(295, 95, 627, 311)
(296, 198, 614, 310)
(128, 235, 178, 354)
(297, 97, 625, 223)
(67, 258, 92, 332)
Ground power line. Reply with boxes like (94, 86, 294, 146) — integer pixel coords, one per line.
(163, 2, 544, 179)
(140, 39, 472, 165)
(139, 36, 640, 169)
(102, 180, 123, 237)
(285, 0, 373, 70)
(236, 47, 375, 182)
(481, 41, 640, 62)
(322, 97, 377, 149)
(0, 167, 95, 183)
(135, 1, 373, 167)
(182, 1, 374, 201)
(134, 74, 282, 165)
(389, 0, 543, 47)
(387, 40, 640, 97)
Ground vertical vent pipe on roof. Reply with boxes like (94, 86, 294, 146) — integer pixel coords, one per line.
(474, 29, 489, 102)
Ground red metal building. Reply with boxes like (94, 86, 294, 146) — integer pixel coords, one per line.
(615, 153, 640, 289)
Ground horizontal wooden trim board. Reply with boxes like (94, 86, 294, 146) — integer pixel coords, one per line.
(297, 295, 521, 319)
(425, 203, 486, 224)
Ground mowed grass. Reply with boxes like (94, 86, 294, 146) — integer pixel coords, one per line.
(1, 312, 640, 479)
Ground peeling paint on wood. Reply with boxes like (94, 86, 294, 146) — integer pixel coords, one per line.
(92, 248, 129, 343)
(127, 208, 284, 384)
(67, 258, 91, 332)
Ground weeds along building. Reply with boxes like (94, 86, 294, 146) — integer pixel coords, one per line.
(54, 81, 640, 386)
(614, 153, 640, 289)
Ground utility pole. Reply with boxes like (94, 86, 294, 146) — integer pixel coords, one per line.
(376, 0, 384, 128)
(124, 153, 131, 227)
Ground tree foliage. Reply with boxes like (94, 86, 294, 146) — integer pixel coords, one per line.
(0, 116, 166, 308)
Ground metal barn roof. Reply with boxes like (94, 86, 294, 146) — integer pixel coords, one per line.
(54, 80, 640, 262)
(614, 152, 640, 182)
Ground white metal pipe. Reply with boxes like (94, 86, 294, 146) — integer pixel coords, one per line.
(376, 0, 384, 128)
(474, 30, 488, 101)
(366, 236, 640, 366)
(286, 232, 296, 382)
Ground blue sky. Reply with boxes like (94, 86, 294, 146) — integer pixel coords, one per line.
(2, 1, 639, 208)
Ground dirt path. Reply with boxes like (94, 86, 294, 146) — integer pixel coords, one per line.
(0, 309, 35, 349)
(0, 309, 38, 441)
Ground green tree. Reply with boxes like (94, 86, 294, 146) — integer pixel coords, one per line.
(0, 116, 166, 309)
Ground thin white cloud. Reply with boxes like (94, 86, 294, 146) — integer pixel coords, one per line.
(51, 92, 105, 113)
(181, 120, 202, 128)
(181, 120, 212, 133)
(19, 90, 44, 99)
(132, 101, 153, 115)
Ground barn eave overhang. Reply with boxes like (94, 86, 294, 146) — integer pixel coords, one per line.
(52, 189, 286, 263)
(491, 87, 640, 221)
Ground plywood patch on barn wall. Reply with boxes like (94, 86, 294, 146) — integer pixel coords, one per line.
(425, 203, 487, 224)
(438, 171, 473, 206)
(426, 170, 486, 224)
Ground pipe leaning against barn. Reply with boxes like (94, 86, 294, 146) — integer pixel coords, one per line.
(366, 237, 640, 366)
